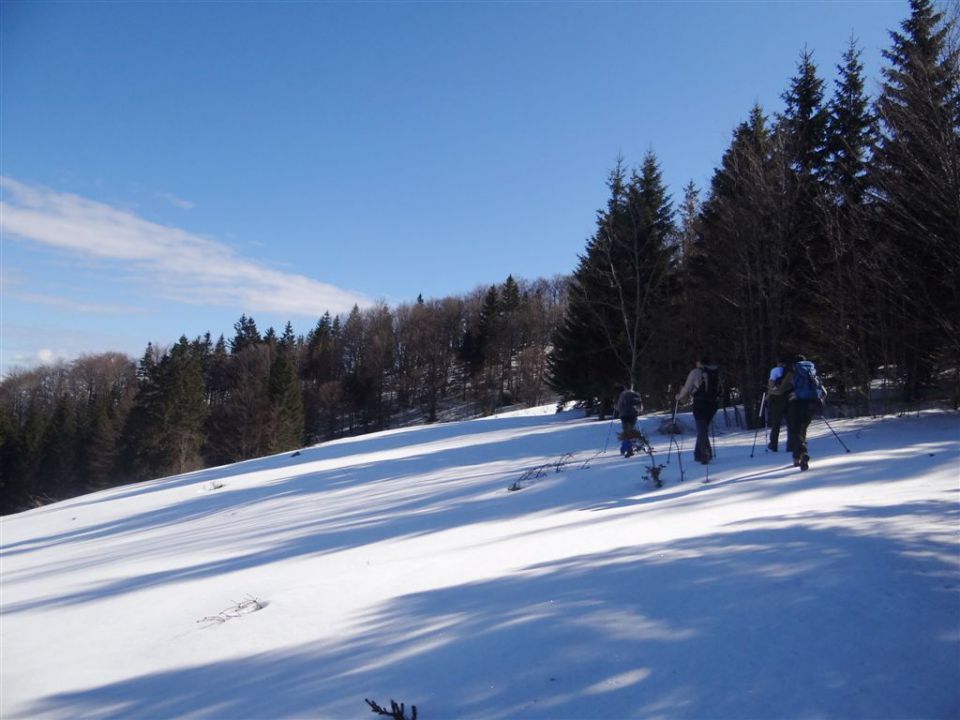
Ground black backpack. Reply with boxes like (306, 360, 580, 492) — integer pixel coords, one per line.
(694, 366, 721, 401)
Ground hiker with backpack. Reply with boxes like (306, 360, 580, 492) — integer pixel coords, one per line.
(766, 353, 791, 452)
(615, 386, 643, 457)
(770, 354, 826, 471)
(676, 355, 722, 464)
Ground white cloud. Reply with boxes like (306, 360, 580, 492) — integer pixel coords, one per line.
(2, 271, 143, 315)
(157, 191, 196, 209)
(0, 177, 371, 317)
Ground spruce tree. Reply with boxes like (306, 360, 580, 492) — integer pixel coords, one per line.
(550, 162, 629, 413)
(550, 155, 675, 411)
(820, 39, 879, 408)
(230, 314, 262, 354)
(694, 104, 784, 418)
(826, 40, 875, 206)
(161, 337, 208, 474)
(873, 0, 960, 403)
(267, 346, 305, 453)
(778, 49, 831, 348)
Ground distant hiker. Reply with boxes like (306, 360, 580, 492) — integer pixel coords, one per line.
(676, 356, 722, 464)
(765, 353, 791, 452)
(616, 386, 643, 457)
(774, 354, 826, 471)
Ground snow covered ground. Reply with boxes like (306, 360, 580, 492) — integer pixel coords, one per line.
(2, 406, 958, 719)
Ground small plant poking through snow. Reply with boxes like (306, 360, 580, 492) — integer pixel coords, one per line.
(553, 453, 574, 472)
(197, 595, 265, 626)
(365, 698, 417, 720)
(643, 463, 666, 488)
(509, 453, 574, 491)
(508, 464, 547, 491)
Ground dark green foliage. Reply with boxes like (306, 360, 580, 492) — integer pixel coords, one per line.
(686, 105, 783, 419)
(826, 40, 875, 206)
(817, 39, 879, 410)
(549, 155, 676, 412)
(230, 314, 262, 354)
(779, 49, 831, 348)
(122, 337, 208, 479)
(267, 347, 305, 453)
(872, 0, 960, 402)
(37, 394, 80, 498)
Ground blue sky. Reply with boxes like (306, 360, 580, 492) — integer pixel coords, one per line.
(1, 0, 910, 375)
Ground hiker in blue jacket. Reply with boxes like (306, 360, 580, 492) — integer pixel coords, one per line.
(772, 354, 826, 471)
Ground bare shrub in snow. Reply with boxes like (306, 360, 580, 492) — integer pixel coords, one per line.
(365, 698, 417, 720)
(197, 595, 265, 626)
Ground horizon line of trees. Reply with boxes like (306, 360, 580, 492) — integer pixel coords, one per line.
(0, 276, 566, 514)
(2, 0, 956, 514)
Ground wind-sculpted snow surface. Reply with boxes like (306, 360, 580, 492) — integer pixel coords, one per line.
(2, 407, 958, 719)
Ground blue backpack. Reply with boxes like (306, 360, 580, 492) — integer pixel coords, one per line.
(793, 361, 825, 401)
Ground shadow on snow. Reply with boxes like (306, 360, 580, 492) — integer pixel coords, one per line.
(22, 505, 960, 720)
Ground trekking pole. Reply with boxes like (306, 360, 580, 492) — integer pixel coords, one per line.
(711, 419, 718, 459)
(750, 392, 767, 458)
(821, 414, 851, 453)
(602, 415, 615, 454)
(666, 401, 677, 464)
(673, 434, 685, 481)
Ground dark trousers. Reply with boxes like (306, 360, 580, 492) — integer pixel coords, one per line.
(620, 415, 637, 455)
(767, 394, 787, 450)
(786, 399, 817, 460)
(692, 398, 718, 463)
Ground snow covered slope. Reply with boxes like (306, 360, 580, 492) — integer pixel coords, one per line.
(2, 407, 958, 719)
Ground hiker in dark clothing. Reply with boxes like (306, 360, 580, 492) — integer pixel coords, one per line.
(676, 356, 722, 464)
(616, 387, 643, 457)
(766, 353, 791, 452)
(771, 354, 825, 470)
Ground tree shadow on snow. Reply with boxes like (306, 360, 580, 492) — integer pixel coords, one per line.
(21, 502, 960, 720)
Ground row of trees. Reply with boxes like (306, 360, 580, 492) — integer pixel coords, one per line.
(550, 0, 959, 422)
(0, 276, 565, 514)
(2, 0, 955, 514)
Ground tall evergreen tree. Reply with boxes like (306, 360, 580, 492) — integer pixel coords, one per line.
(550, 162, 629, 414)
(550, 154, 675, 410)
(826, 40, 875, 206)
(230, 314, 262, 354)
(161, 337, 208, 474)
(819, 38, 879, 408)
(873, 0, 960, 403)
(37, 394, 79, 498)
(780, 48, 830, 180)
(267, 344, 305, 453)
(778, 49, 831, 349)
(694, 104, 785, 420)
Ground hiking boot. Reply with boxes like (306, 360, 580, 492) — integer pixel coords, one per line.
(767, 442, 778, 452)
(792, 456, 801, 467)
(799, 453, 810, 471)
